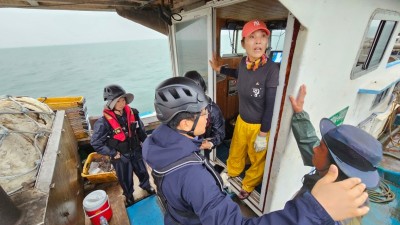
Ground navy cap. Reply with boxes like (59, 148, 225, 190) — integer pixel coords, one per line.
(320, 118, 383, 189)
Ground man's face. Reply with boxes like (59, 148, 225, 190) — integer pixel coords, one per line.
(114, 97, 126, 111)
(193, 108, 208, 136)
(242, 30, 269, 61)
(312, 140, 331, 173)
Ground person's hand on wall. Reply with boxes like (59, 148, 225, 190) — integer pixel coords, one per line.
(289, 84, 306, 113)
(209, 52, 222, 73)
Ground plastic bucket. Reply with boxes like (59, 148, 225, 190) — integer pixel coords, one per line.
(83, 190, 112, 225)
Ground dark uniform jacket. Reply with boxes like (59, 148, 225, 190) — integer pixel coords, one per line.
(143, 124, 335, 225)
(205, 97, 225, 147)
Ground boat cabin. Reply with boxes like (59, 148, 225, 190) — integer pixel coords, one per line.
(1, 0, 400, 224)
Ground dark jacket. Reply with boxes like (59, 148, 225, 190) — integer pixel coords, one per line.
(91, 108, 147, 157)
(205, 97, 225, 147)
(220, 58, 279, 132)
(143, 124, 334, 225)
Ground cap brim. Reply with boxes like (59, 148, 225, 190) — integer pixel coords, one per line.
(108, 93, 134, 109)
(329, 150, 380, 189)
(320, 118, 336, 136)
(122, 93, 134, 104)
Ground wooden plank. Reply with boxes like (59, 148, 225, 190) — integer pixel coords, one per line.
(36, 110, 65, 193)
(44, 111, 85, 225)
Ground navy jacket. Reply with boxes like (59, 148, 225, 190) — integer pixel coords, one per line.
(143, 124, 335, 225)
(205, 97, 225, 147)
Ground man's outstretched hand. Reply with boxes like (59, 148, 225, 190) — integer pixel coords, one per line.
(312, 165, 369, 221)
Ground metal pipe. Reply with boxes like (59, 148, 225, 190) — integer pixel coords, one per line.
(379, 126, 400, 145)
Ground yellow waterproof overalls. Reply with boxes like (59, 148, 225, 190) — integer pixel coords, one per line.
(227, 115, 269, 193)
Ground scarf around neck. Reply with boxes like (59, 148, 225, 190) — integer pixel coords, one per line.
(246, 54, 267, 71)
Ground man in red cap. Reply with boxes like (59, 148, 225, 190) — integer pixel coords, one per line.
(209, 19, 278, 199)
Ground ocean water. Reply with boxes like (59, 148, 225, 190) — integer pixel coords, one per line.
(0, 39, 172, 117)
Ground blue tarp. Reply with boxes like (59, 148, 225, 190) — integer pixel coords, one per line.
(126, 195, 164, 225)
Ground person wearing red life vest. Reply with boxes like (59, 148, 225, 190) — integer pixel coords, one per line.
(91, 84, 155, 207)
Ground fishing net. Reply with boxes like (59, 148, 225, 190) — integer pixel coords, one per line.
(0, 96, 55, 194)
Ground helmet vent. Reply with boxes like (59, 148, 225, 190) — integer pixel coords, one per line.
(157, 91, 168, 102)
(182, 88, 192, 97)
(168, 88, 180, 99)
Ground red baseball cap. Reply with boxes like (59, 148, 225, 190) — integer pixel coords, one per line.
(242, 20, 270, 38)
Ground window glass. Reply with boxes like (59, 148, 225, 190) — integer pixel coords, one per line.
(368, 21, 396, 67)
(220, 29, 245, 57)
(388, 33, 400, 63)
(220, 30, 234, 56)
(371, 87, 390, 109)
(357, 20, 380, 67)
(237, 30, 246, 54)
(270, 29, 285, 51)
(352, 15, 398, 79)
(175, 17, 208, 87)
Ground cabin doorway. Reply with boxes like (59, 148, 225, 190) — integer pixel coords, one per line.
(169, 0, 294, 215)
(207, 0, 292, 214)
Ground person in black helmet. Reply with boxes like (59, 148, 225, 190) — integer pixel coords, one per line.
(184, 71, 225, 160)
(91, 84, 155, 207)
(142, 77, 370, 225)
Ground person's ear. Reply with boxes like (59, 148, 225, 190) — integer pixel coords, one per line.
(178, 119, 192, 131)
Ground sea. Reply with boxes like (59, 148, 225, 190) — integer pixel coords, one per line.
(0, 39, 172, 117)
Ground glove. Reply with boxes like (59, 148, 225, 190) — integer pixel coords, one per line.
(220, 172, 231, 189)
(254, 135, 267, 152)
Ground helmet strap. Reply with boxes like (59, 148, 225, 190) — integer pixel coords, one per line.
(187, 114, 200, 137)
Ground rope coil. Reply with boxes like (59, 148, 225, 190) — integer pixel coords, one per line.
(367, 180, 396, 203)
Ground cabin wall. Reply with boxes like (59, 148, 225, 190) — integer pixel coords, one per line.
(266, 0, 400, 212)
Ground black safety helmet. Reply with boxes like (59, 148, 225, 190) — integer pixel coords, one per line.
(184, 71, 207, 92)
(103, 84, 134, 109)
(154, 77, 208, 123)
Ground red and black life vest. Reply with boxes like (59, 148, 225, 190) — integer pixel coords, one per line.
(103, 105, 136, 142)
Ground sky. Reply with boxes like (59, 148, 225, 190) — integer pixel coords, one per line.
(0, 8, 167, 48)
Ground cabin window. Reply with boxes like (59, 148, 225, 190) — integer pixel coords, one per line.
(388, 33, 400, 65)
(371, 87, 391, 109)
(220, 29, 245, 57)
(269, 29, 285, 63)
(351, 11, 398, 79)
(174, 16, 209, 85)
